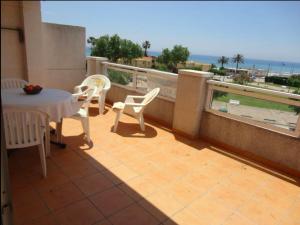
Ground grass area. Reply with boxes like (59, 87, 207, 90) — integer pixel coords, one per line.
(214, 92, 294, 112)
(248, 82, 297, 92)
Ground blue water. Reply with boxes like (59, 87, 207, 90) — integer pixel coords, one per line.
(85, 48, 300, 74)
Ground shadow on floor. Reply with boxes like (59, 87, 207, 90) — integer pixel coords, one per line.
(7, 108, 300, 225)
(111, 122, 157, 138)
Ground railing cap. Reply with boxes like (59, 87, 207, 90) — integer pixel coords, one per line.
(207, 80, 300, 100)
(86, 56, 108, 61)
(179, 69, 213, 78)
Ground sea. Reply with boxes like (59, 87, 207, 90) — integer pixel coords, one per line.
(85, 48, 300, 75)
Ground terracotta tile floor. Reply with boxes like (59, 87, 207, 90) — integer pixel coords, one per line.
(8, 104, 300, 225)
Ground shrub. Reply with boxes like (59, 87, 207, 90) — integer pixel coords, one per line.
(189, 65, 203, 71)
(209, 68, 226, 76)
(233, 74, 251, 85)
(289, 89, 300, 115)
(265, 76, 288, 85)
(107, 69, 132, 85)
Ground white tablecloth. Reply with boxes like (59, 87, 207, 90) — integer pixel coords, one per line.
(1, 88, 79, 122)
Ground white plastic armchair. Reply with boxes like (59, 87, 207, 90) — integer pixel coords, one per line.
(73, 75, 111, 115)
(112, 88, 160, 132)
(1, 78, 28, 89)
(3, 109, 50, 178)
(71, 87, 98, 143)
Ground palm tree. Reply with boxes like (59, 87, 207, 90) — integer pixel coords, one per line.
(218, 56, 229, 69)
(87, 36, 96, 46)
(142, 41, 151, 57)
(232, 54, 244, 73)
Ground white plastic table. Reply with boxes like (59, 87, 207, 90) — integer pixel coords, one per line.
(2, 88, 79, 148)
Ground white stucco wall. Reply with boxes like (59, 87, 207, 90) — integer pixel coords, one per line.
(1, 1, 26, 80)
(42, 22, 86, 91)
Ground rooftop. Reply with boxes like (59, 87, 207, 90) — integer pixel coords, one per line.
(10, 103, 300, 225)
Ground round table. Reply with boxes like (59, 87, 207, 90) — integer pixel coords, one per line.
(1, 88, 77, 122)
(2, 88, 79, 148)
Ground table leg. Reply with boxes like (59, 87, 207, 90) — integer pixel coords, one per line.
(56, 119, 63, 143)
(50, 119, 66, 148)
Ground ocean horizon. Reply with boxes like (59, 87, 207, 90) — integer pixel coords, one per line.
(85, 47, 300, 74)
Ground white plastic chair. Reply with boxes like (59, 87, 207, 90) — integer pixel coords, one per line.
(3, 109, 50, 178)
(1, 78, 28, 89)
(112, 88, 160, 132)
(71, 87, 98, 143)
(74, 75, 111, 115)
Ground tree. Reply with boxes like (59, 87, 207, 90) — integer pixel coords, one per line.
(89, 34, 143, 63)
(90, 35, 110, 58)
(108, 34, 122, 62)
(172, 45, 190, 66)
(232, 54, 244, 73)
(142, 41, 151, 57)
(157, 45, 190, 73)
(287, 75, 300, 90)
(218, 56, 229, 69)
(87, 36, 96, 46)
(233, 73, 251, 85)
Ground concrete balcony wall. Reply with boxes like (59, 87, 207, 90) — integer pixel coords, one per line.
(1, 1, 27, 80)
(1, 2, 86, 92)
(106, 85, 175, 127)
(199, 111, 300, 173)
(42, 23, 86, 92)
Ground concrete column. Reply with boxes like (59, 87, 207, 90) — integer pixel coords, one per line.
(95, 58, 101, 74)
(86, 56, 96, 75)
(21, 1, 45, 85)
(96, 57, 108, 74)
(86, 56, 108, 76)
(173, 70, 213, 138)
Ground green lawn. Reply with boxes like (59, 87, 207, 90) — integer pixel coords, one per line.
(248, 82, 297, 92)
(214, 92, 293, 112)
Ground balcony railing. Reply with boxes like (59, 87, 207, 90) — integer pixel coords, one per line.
(205, 80, 300, 137)
(101, 62, 178, 102)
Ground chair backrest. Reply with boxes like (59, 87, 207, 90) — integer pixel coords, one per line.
(1, 78, 28, 89)
(141, 88, 160, 106)
(82, 74, 111, 94)
(3, 109, 49, 149)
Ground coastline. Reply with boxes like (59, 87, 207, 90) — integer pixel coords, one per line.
(85, 48, 300, 74)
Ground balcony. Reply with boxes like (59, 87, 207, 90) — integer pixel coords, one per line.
(2, 2, 300, 225)
(8, 103, 300, 225)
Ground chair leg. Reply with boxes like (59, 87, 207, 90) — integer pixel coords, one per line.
(81, 118, 91, 143)
(38, 143, 47, 178)
(139, 114, 145, 131)
(113, 110, 122, 132)
(45, 126, 50, 157)
(98, 94, 106, 115)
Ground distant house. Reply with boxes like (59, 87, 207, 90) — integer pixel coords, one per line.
(177, 61, 212, 72)
(224, 67, 251, 76)
(132, 56, 156, 68)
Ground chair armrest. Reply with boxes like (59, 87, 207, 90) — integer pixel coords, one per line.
(74, 85, 87, 93)
(125, 102, 145, 107)
(126, 95, 145, 99)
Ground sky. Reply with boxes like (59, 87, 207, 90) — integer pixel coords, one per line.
(41, 1, 300, 62)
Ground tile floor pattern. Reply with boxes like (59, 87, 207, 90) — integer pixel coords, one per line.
(8, 104, 300, 225)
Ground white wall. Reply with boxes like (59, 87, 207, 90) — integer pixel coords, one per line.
(42, 22, 86, 91)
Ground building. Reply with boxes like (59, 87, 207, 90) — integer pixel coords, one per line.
(177, 61, 212, 72)
(131, 56, 155, 68)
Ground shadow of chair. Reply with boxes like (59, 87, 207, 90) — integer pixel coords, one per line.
(111, 122, 158, 138)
